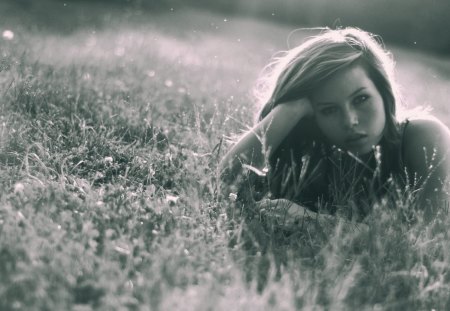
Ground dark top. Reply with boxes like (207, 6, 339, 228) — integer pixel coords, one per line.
(266, 119, 411, 220)
(229, 116, 449, 223)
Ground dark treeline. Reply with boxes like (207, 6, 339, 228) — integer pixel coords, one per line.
(4, 0, 450, 55)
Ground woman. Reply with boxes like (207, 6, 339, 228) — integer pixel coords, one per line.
(220, 27, 450, 224)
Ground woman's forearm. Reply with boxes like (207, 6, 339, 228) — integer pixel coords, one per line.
(219, 100, 312, 179)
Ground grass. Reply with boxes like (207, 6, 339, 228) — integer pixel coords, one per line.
(1, 2, 450, 310)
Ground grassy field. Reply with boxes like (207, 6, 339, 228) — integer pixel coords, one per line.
(1, 3, 450, 310)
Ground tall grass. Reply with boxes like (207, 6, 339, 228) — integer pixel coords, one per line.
(1, 4, 450, 310)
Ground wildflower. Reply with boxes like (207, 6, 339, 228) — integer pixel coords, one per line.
(2, 30, 14, 40)
(13, 182, 24, 193)
(165, 194, 179, 205)
(104, 156, 113, 164)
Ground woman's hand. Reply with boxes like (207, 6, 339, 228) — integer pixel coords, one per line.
(256, 198, 325, 226)
(256, 199, 369, 233)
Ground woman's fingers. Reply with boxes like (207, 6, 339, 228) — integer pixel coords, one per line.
(256, 199, 370, 234)
(257, 199, 318, 225)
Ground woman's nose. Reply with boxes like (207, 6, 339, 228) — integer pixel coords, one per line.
(342, 107, 359, 129)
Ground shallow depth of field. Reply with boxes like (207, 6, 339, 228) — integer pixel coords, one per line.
(1, 2, 450, 310)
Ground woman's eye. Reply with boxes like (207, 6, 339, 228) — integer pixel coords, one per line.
(353, 95, 369, 106)
(320, 107, 338, 116)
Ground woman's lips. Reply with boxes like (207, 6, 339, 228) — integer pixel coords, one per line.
(345, 133, 368, 145)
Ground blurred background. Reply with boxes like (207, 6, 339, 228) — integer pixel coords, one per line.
(2, 0, 449, 55)
(177, 0, 450, 55)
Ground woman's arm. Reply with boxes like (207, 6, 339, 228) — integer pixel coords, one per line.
(403, 117, 450, 209)
(219, 99, 313, 183)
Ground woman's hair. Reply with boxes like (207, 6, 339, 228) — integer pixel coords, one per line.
(255, 27, 402, 143)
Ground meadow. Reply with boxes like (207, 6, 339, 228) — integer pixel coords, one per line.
(1, 3, 450, 310)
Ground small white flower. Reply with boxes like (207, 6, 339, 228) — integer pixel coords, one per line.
(228, 193, 237, 202)
(104, 156, 113, 164)
(2, 30, 14, 40)
(165, 194, 179, 205)
(13, 182, 24, 193)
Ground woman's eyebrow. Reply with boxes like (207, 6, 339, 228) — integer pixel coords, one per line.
(349, 87, 367, 97)
(315, 87, 367, 106)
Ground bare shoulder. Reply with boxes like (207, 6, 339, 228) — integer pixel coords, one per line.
(404, 117, 450, 149)
(403, 116, 450, 172)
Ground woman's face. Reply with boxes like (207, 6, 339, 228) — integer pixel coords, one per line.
(310, 64, 386, 155)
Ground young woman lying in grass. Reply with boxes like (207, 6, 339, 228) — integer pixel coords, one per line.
(220, 27, 450, 226)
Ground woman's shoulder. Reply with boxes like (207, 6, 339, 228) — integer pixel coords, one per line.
(402, 116, 450, 171)
(404, 117, 450, 146)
